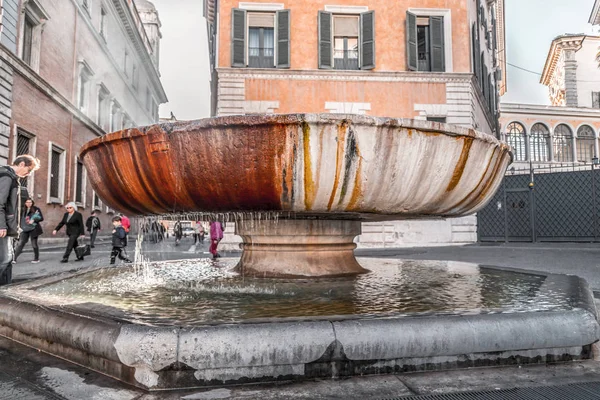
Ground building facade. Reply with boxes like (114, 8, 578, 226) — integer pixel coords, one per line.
(206, 0, 506, 247)
(499, 32, 600, 171)
(0, 0, 166, 239)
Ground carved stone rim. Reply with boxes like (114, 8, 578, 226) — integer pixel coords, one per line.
(80, 113, 511, 161)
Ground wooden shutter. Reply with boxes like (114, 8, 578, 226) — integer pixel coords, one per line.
(429, 16, 445, 72)
(277, 10, 290, 68)
(360, 11, 375, 70)
(406, 11, 417, 71)
(472, 23, 479, 78)
(318, 11, 332, 69)
(491, 12, 497, 52)
(482, 63, 488, 100)
(231, 9, 246, 67)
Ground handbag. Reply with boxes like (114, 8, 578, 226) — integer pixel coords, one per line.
(75, 237, 92, 258)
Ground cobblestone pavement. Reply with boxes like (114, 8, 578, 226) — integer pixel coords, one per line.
(3, 240, 600, 399)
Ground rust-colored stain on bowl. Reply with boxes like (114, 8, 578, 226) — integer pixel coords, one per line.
(80, 114, 512, 220)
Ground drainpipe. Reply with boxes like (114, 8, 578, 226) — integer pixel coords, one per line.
(66, 5, 79, 202)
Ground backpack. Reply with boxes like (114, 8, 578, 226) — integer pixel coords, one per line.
(92, 217, 99, 229)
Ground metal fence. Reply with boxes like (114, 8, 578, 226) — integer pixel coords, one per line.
(477, 164, 600, 242)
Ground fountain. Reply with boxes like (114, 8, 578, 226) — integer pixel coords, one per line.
(80, 114, 510, 277)
(0, 114, 597, 391)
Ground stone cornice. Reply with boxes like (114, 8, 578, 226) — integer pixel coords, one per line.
(495, 0, 507, 96)
(0, 44, 105, 137)
(500, 102, 600, 118)
(216, 68, 474, 83)
(111, 0, 167, 103)
(540, 35, 588, 86)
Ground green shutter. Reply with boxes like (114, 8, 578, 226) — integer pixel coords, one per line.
(360, 11, 375, 70)
(277, 10, 290, 68)
(429, 16, 445, 72)
(406, 11, 417, 71)
(231, 9, 246, 67)
(472, 23, 478, 77)
(318, 11, 332, 69)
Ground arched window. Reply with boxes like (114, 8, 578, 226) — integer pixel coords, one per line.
(530, 123, 550, 162)
(577, 125, 596, 163)
(505, 122, 526, 161)
(553, 124, 573, 162)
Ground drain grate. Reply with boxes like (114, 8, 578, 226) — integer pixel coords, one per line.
(0, 371, 65, 400)
(381, 381, 600, 400)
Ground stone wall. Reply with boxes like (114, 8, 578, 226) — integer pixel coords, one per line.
(0, 0, 18, 164)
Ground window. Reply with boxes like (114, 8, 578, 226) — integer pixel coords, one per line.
(530, 123, 550, 162)
(553, 124, 573, 163)
(426, 116, 446, 123)
(110, 101, 120, 132)
(48, 143, 65, 204)
(318, 10, 374, 70)
(16, 129, 34, 189)
(592, 92, 600, 109)
(100, 7, 107, 40)
(124, 50, 129, 76)
(82, 0, 90, 12)
(74, 158, 85, 205)
(407, 11, 445, 72)
(19, 0, 49, 72)
(22, 16, 34, 65)
(97, 85, 110, 131)
(577, 125, 596, 163)
(505, 122, 526, 161)
(145, 87, 151, 111)
(332, 16, 359, 70)
(93, 191, 102, 210)
(231, 9, 290, 68)
(77, 61, 93, 114)
(248, 13, 275, 68)
(132, 65, 138, 88)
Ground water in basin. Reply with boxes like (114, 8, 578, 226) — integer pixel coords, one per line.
(13, 258, 580, 327)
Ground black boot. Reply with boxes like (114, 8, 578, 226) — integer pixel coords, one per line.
(60, 259, 68, 263)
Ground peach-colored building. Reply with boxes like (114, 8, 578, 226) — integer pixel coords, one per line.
(206, 0, 506, 136)
(206, 0, 507, 247)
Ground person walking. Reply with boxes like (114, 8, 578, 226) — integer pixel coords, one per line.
(173, 221, 183, 245)
(13, 198, 43, 264)
(209, 221, 224, 259)
(194, 220, 205, 244)
(110, 216, 132, 265)
(0, 155, 40, 284)
(85, 211, 101, 248)
(53, 202, 85, 263)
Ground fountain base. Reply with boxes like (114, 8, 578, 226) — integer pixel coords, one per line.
(235, 220, 368, 277)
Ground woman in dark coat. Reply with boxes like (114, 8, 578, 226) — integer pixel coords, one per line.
(13, 198, 43, 263)
(52, 202, 85, 262)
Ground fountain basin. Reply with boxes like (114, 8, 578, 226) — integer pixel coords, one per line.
(80, 114, 511, 277)
(0, 259, 597, 390)
(80, 114, 511, 219)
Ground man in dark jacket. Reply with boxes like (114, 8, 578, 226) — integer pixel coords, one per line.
(0, 155, 40, 284)
(110, 216, 131, 265)
(85, 211, 101, 248)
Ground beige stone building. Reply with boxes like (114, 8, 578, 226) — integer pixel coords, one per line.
(206, 0, 507, 246)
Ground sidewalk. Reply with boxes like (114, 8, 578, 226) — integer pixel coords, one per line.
(3, 240, 600, 399)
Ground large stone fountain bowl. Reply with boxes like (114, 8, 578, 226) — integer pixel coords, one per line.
(80, 113, 512, 220)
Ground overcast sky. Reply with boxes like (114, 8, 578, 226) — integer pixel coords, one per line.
(151, 0, 598, 120)
(152, 0, 211, 120)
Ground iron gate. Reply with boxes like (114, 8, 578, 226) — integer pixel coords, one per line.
(478, 166, 600, 242)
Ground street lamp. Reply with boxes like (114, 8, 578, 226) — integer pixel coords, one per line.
(593, 157, 599, 165)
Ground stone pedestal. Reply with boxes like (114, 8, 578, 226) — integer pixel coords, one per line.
(235, 219, 367, 277)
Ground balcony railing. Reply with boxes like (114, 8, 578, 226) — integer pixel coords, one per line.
(333, 49, 359, 70)
(248, 47, 275, 68)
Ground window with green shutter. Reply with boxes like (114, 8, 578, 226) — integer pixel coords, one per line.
(231, 8, 290, 69)
(318, 10, 375, 71)
(406, 12, 445, 72)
